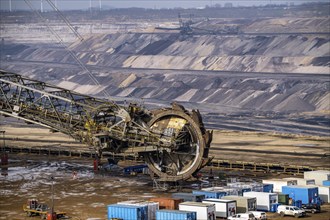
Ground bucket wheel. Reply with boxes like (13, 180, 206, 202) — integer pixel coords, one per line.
(145, 103, 211, 182)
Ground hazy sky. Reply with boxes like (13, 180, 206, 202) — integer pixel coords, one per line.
(0, 0, 328, 11)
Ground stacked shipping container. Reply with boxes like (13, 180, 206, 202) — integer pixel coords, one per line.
(149, 198, 183, 210)
(263, 184, 274, 193)
(192, 190, 227, 199)
(117, 200, 159, 220)
(283, 177, 315, 186)
(262, 179, 297, 193)
(323, 181, 330, 186)
(172, 193, 205, 202)
(317, 186, 330, 203)
(222, 195, 257, 213)
(243, 191, 278, 211)
(202, 198, 236, 218)
(179, 202, 216, 220)
(304, 170, 330, 185)
(203, 186, 239, 196)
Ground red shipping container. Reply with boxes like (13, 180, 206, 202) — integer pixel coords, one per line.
(149, 197, 183, 210)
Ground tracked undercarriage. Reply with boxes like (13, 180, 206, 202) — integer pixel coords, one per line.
(0, 70, 212, 181)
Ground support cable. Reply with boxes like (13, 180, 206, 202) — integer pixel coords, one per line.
(23, 0, 117, 108)
(45, 0, 84, 42)
(47, 0, 141, 106)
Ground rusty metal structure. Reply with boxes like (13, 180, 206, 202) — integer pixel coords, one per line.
(0, 70, 212, 182)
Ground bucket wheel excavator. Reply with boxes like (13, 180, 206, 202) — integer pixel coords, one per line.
(0, 70, 212, 181)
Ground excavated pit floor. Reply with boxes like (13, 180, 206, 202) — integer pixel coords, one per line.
(1, 154, 330, 220)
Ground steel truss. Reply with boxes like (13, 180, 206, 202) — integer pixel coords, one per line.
(0, 70, 212, 181)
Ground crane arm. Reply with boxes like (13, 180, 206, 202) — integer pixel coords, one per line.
(0, 70, 115, 140)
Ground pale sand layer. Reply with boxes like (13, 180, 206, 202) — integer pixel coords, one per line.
(1, 125, 329, 168)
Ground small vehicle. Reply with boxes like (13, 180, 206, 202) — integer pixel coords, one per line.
(277, 205, 306, 218)
(228, 212, 256, 220)
(250, 211, 267, 220)
(23, 199, 66, 219)
(301, 203, 321, 213)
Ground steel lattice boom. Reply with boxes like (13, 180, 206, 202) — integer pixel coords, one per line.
(0, 70, 212, 181)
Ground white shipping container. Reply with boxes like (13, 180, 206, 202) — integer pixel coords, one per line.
(226, 182, 257, 194)
(262, 179, 297, 193)
(304, 170, 330, 186)
(227, 182, 263, 189)
(243, 191, 278, 211)
(283, 177, 315, 186)
(317, 186, 330, 203)
(179, 201, 216, 220)
(222, 196, 256, 213)
(203, 186, 239, 196)
(202, 198, 236, 218)
(117, 200, 159, 220)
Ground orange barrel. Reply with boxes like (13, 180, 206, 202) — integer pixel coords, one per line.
(47, 212, 57, 220)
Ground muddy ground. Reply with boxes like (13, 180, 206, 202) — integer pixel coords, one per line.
(0, 154, 168, 220)
(0, 119, 329, 220)
(1, 154, 330, 220)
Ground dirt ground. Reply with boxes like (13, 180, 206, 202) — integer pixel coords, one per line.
(1, 154, 330, 220)
(0, 154, 171, 220)
(0, 122, 329, 220)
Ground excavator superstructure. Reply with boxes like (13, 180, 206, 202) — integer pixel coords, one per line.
(0, 70, 212, 181)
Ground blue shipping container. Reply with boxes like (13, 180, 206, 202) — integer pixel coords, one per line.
(240, 188, 252, 196)
(323, 180, 330, 186)
(263, 184, 274, 193)
(192, 190, 227, 199)
(108, 204, 148, 220)
(156, 210, 197, 220)
(282, 186, 319, 205)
